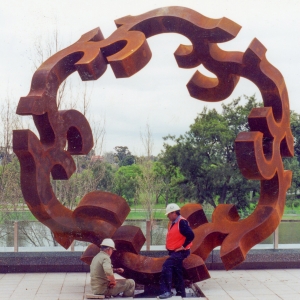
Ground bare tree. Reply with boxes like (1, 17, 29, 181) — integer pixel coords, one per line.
(140, 123, 154, 160)
(0, 96, 24, 212)
(30, 29, 69, 110)
(54, 116, 106, 210)
(136, 124, 164, 244)
(29, 29, 108, 209)
(30, 29, 60, 70)
(1, 30, 109, 249)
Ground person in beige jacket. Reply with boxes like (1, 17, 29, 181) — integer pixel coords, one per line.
(90, 238, 135, 297)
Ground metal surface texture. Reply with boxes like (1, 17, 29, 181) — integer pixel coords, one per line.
(13, 6, 293, 284)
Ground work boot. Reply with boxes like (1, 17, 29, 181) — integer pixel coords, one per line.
(158, 292, 173, 299)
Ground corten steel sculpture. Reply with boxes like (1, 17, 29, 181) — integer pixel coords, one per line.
(13, 6, 293, 285)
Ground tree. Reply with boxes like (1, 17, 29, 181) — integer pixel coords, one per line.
(135, 124, 165, 245)
(93, 161, 115, 192)
(140, 123, 154, 160)
(113, 164, 141, 205)
(0, 97, 24, 213)
(290, 111, 300, 163)
(114, 146, 135, 166)
(30, 29, 69, 110)
(28, 30, 108, 211)
(103, 151, 116, 164)
(160, 96, 261, 209)
(135, 160, 164, 218)
(152, 161, 185, 205)
(284, 111, 300, 201)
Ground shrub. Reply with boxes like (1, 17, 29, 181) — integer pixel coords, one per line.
(293, 200, 300, 208)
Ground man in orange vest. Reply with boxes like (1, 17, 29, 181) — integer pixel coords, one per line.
(158, 203, 195, 299)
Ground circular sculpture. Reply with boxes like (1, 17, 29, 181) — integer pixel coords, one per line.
(13, 6, 293, 285)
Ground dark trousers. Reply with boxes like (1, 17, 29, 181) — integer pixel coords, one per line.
(160, 250, 190, 296)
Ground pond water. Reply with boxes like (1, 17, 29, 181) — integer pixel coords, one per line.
(0, 220, 169, 248)
(0, 219, 299, 248)
(260, 221, 300, 244)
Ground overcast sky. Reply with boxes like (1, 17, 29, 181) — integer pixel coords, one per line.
(1, 0, 300, 155)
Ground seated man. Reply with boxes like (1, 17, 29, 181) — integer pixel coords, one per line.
(90, 238, 135, 297)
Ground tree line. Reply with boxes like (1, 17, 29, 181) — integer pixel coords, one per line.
(2, 95, 300, 224)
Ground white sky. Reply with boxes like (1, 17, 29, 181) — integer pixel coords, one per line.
(1, 0, 300, 156)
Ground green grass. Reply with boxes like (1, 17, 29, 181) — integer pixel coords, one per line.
(129, 203, 167, 209)
(284, 206, 300, 213)
(282, 215, 300, 220)
(127, 211, 148, 220)
(0, 208, 167, 223)
(1, 202, 300, 223)
(283, 203, 300, 220)
(0, 211, 37, 223)
(127, 210, 166, 220)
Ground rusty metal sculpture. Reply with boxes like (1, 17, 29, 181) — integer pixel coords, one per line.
(13, 6, 293, 286)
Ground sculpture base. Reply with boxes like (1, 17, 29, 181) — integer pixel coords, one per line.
(1, 249, 300, 273)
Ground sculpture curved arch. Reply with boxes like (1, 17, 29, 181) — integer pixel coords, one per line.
(13, 6, 293, 284)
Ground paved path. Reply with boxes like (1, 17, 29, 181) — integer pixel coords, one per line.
(1, 269, 300, 300)
(197, 269, 300, 300)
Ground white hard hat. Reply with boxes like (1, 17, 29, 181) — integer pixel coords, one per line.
(165, 203, 180, 215)
(100, 238, 116, 250)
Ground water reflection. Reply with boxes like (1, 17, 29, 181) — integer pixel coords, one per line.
(0, 220, 299, 248)
(0, 220, 169, 248)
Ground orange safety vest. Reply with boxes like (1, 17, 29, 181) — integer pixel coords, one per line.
(166, 216, 192, 250)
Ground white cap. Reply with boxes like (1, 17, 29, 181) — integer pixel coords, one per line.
(100, 238, 116, 250)
(165, 203, 180, 215)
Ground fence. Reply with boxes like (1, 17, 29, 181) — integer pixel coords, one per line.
(9, 220, 283, 252)
(9, 220, 155, 252)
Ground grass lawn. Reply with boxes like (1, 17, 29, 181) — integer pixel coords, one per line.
(128, 210, 166, 220)
(129, 203, 167, 209)
(283, 204, 300, 220)
(1, 203, 300, 223)
(0, 211, 37, 222)
(282, 215, 300, 220)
